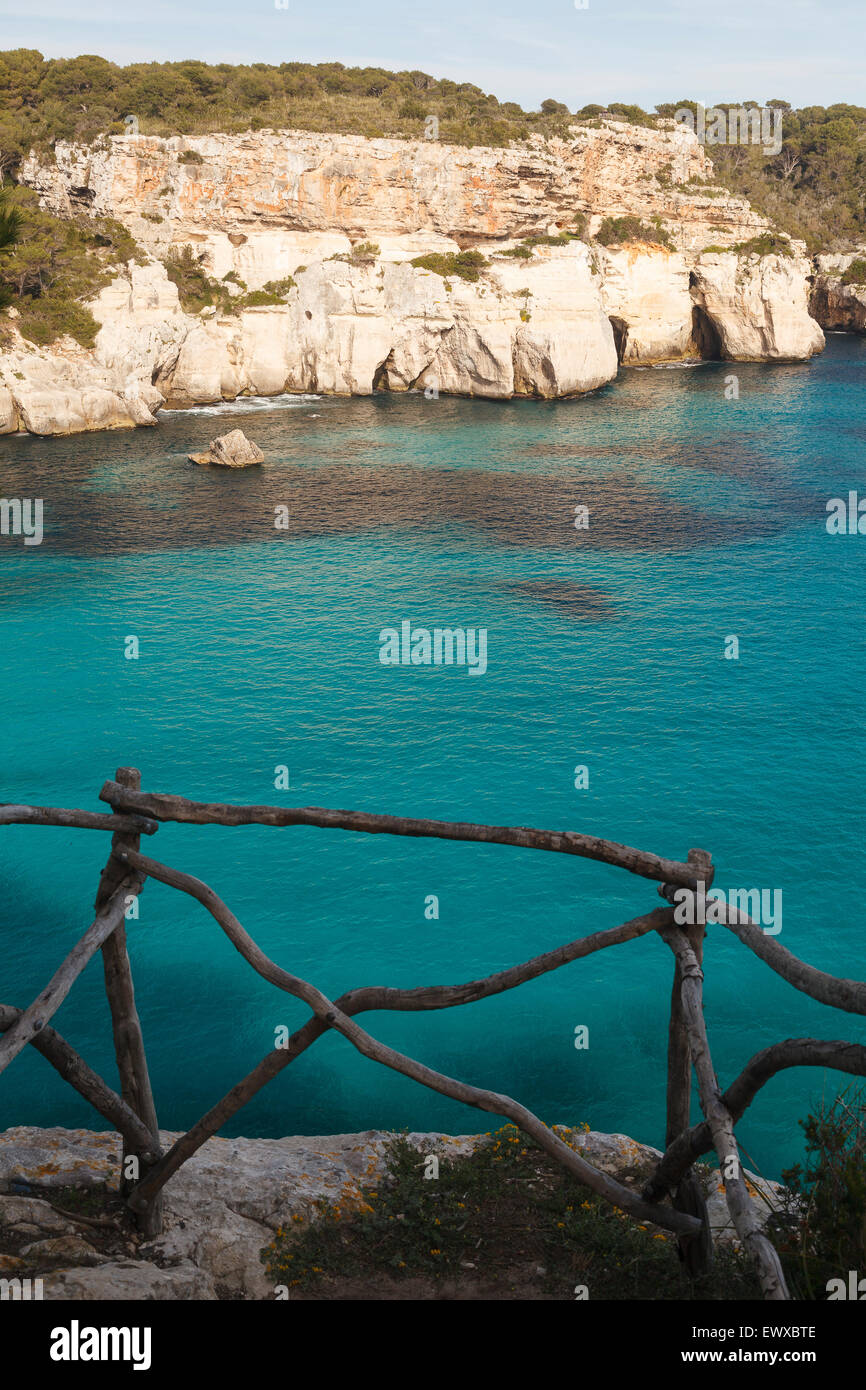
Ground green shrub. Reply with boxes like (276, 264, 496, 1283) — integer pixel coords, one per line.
(0, 183, 146, 347)
(179, 149, 204, 164)
(327, 240, 380, 266)
(236, 276, 296, 307)
(521, 232, 571, 247)
(17, 294, 100, 347)
(497, 244, 532, 259)
(163, 244, 232, 313)
(730, 232, 793, 257)
(770, 1088, 866, 1301)
(410, 248, 488, 281)
(349, 240, 379, 262)
(595, 215, 675, 251)
(260, 1127, 759, 1300)
(840, 258, 866, 286)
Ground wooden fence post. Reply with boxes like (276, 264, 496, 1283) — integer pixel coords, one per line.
(96, 767, 163, 1236)
(665, 848, 713, 1277)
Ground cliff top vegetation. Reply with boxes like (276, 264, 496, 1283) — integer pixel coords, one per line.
(0, 50, 864, 249)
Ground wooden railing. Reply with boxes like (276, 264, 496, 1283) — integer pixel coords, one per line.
(3, 766, 866, 1301)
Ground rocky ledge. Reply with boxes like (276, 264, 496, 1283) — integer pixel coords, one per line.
(0, 1124, 785, 1300)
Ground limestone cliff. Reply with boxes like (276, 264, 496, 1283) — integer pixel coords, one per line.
(810, 249, 866, 334)
(1, 119, 831, 436)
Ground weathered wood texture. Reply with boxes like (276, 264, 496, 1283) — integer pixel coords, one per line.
(96, 768, 162, 1236)
(658, 924, 790, 1300)
(122, 847, 700, 1236)
(6, 782, 866, 1300)
(101, 780, 700, 886)
(665, 850, 713, 1277)
(0, 804, 157, 834)
(645, 1038, 866, 1202)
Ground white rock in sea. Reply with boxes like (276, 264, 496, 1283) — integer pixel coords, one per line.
(188, 427, 264, 467)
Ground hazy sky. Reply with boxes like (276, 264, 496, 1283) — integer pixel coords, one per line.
(2, 0, 863, 110)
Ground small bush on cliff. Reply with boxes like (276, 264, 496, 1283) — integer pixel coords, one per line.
(235, 276, 296, 306)
(730, 232, 794, 257)
(410, 249, 488, 282)
(327, 241, 380, 266)
(840, 258, 866, 286)
(164, 244, 233, 314)
(0, 184, 145, 348)
(523, 232, 572, 248)
(595, 215, 675, 251)
(348, 240, 379, 263)
(769, 1087, 866, 1301)
(260, 1126, 759, 1300)
(179, 149, 204, 164)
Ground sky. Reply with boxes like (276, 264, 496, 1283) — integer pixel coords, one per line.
(1, 0, 864, 111)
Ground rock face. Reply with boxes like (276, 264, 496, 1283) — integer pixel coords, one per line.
(0, 1123, 787, 1301)
(810, 250, 866, 333)
(159, 245, 617, 406)
(599, 245, 697, 362)
(2, 119, 831, 436)
(690, 251, 826, 361)
(0, 263, 173, 436)
(189, 428, 265, 467)
(22, 122, 765, 267)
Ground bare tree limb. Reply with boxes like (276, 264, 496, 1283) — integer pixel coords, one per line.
(665, 850, 713, 1277)
(657, 923, 789, 1299)
(658, 884, 866, 1016)
(0, 804, 158, 835)
(96, 768, 162, 1236)
(0, 1004, 157, 1159)
(645, 1038, 866, 1202)
(117, 845, 674, 1193)
(121, 849, 700, 1236)
(101, 781, 699, 887)
(0, 881, 140, 1076)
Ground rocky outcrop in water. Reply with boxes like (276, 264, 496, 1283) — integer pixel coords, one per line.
(189, 427, 264, 467)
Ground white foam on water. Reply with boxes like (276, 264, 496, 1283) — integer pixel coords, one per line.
(161, 393, 322, 417)
(650, 360, 709, 370)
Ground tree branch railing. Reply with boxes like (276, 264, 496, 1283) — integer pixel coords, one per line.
(2, 767, 865, 1300)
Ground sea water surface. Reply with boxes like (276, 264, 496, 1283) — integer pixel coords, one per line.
(1, 336, 865, 1179)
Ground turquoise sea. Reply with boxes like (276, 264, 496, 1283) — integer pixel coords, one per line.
(1, 334, 864, 1180)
